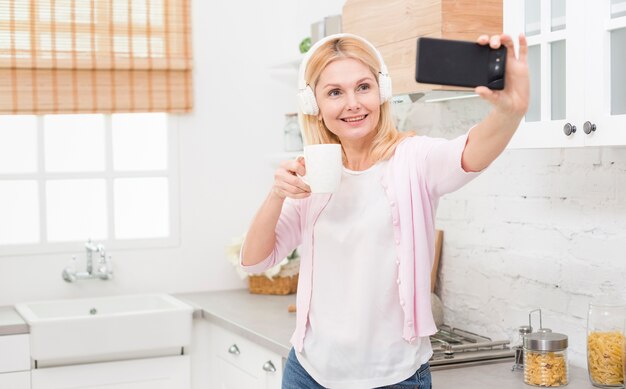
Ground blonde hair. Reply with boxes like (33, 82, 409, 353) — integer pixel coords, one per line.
(298, 36, 413, 163)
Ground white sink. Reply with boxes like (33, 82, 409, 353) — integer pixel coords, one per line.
(15, 294, 193, 365)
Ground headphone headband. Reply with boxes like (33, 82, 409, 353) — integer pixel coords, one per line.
(296, 33, 393, 115)
(297, 33, 390, 91)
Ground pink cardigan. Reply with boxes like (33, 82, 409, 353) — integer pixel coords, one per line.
(242, 131, 481, 352)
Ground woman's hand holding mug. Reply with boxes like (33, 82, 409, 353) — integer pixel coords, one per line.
(272, 144, 343, 200)
(272, 157, 311, 200)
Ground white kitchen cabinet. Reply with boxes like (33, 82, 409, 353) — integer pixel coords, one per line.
(505, 0, 626, 148)
(0, 372, 30, 389)
(0, 334, 30, 373)
(207, 322, 283, 389)
(0, 334, 30, 389)
(31, 355, 189, 389)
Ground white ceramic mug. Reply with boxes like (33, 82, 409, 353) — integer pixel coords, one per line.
(301, 144, 342, 193)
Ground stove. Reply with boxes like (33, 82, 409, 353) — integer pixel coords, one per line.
(428, 325, 515, 369)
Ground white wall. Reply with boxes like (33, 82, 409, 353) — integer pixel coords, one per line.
(399, 97, 626, 367)
(0, 0, 345, 306)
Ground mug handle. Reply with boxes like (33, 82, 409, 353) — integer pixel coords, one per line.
(294, 154, 309, 186)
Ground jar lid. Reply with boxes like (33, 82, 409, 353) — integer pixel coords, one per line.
(523, 332, 568, 351)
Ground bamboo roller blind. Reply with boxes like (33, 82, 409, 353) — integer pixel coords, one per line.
(0, 0, 192, 114)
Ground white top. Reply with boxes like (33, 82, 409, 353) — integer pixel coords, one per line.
(296, 161, 432, 389)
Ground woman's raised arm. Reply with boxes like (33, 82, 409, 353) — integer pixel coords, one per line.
(461, 33, 530, 173)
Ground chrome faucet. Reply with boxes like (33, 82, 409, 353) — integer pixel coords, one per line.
(62, 240, 113, 282)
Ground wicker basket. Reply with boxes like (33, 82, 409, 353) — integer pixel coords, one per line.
(248, 274, 299, 295)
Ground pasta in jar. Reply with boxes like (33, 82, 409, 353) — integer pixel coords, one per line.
(524, 350, 569, 387)
(523, 331, 569, 387)
(587, 331, 625, 386)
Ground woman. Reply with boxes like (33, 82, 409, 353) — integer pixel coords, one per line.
(241, 33, 529, 389)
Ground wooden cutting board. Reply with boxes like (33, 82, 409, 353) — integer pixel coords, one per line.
(431, 230, 443, 293)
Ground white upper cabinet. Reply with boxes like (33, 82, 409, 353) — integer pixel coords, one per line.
(505, 0, 626, 148)
(584, 0, 626, 145)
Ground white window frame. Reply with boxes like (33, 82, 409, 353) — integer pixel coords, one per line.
(0, 114, 180, 257)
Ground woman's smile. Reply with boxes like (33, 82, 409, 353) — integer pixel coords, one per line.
(341, 114, 368, 125)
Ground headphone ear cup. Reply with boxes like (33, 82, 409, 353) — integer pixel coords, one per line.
(378, 73, 392, 103)
(298, 86, 319, 116)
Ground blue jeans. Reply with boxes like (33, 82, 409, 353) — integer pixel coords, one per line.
(282, 348, 433, 389)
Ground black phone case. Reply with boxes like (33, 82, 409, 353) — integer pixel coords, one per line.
(415, 37, 506, 90)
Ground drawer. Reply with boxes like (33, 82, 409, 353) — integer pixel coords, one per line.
(0, 334, 30, 373)
(209, 323, 282, 377)
(31, 355, 189, 388)
(0, 371, 30, 388)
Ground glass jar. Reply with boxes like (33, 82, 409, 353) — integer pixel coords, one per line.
(513, 325, 533, 371)
(523, 332, 569, 387)
(283, 113, 303, 152)
(587, 301, 626, 387)
(623, 318, 626, 389)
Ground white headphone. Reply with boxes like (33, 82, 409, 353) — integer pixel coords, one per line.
(297, 33, 393, 116)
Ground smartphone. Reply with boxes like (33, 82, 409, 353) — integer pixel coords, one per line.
(415, 37, 506, 90)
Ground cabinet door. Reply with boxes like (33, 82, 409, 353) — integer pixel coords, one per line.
(0, 334, 30, 373)
(505, 0, 586, 148)
(31, 355, 189, 389)
(0, 371, 30, 389)
(208, 322, 283, 389)
(583, 0, 626, 145)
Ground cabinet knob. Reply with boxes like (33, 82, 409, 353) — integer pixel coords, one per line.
(583, 121, 597, 134)
(563, 123, 576, 136)
(262, 360, 277, 372)
(228, 344, 240, 355)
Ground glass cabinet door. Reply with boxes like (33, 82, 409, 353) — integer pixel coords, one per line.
(505, 0, 585, 148)
(584, 0, 626, 146)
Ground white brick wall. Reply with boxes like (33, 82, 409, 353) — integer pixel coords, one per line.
(396, 96, 626, 367)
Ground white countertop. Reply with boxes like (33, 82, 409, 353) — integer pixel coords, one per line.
(432, 360, 594, 388)
(177, 289, 599, 388)
(176, 289, 296, 358)
(0, 305, 29, 336)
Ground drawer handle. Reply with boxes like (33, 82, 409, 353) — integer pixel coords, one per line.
(262, 360, 277, 373)
(228, 344, 240, 355)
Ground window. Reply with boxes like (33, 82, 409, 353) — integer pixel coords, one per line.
(0, 112, 179, 255)
(0, 0, 192, 114)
